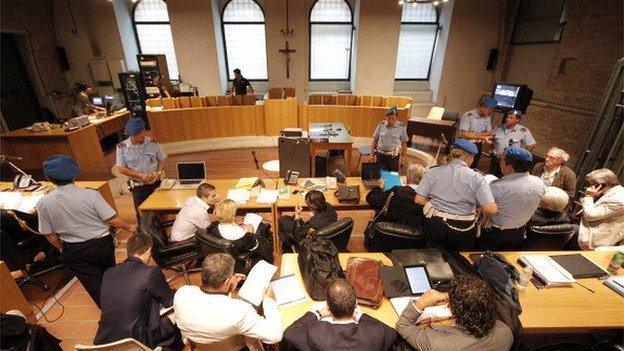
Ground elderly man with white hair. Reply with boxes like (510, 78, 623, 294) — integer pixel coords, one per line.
(527, 186, 571, 227)
(578, 168, 624, 250)
(532, 147, 577, 201)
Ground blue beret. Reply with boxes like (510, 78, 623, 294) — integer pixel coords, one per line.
(505, 146, 533, 162)
(43, 155, 80, 181)
(125, 118, 146, 136)
(453, 139, 479, 155)
(482, 97, 498, 108)
(507, 109, 523, 117)
(386, 106, 398, 116)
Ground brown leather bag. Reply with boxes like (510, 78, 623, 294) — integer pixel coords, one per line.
(345, 257, 384, 309)
(334, 185, 360, 203)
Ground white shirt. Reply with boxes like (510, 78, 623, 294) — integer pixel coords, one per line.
(173, 286, 282, 347)
(170, 196, 211, 242)
(540, 166, 560, 186)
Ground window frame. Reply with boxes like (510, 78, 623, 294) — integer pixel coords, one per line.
(394, 5, 441, 81)
(308, 0, 355, 82)
(220, 0, 269, 82)
(132, 0, 179, 81)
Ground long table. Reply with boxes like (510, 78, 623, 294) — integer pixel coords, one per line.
(0, 111, 130, 170)
(279, 251, 624, 333)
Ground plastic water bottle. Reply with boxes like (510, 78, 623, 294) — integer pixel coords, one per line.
(517, 266, 533, 290)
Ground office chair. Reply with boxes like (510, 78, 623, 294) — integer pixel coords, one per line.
(139, 212, 203, 284)
(315, 217, 354, 252)
(522, 223, 576, 250)
(364, 221, 425, 252)
(195, 226, 257, 274)
(75, 338, 162, 351)
(356, 146, 373, 172)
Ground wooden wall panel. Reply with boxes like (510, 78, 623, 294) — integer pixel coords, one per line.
(216, 96, 232, 106)
(204, 96, 217, 107)
(190, 96, 204, 107)
(231, 106, 258, 135)
(178, 96, 191, 108)
(264, 98, 297, 135)
(161, 98, 178, 109)
(148, 110, 184, 143)
(146, 98, 161, 107)
(206, 107, 233, 138)
(254, 105, 266, 135)
(181, 108, 211, 141)
(297, 103, 308, 129)
(68, 126, 104, 169)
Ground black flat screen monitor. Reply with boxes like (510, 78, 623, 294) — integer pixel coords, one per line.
(492, 83, 533, 113)
(91, 96, 104, 106)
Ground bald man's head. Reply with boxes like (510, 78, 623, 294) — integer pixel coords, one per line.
(327, 279, 356, 319)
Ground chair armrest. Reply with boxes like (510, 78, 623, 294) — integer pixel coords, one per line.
(375, 222, 424, 239)
(158, 239, 198, 256)
(530, 224, 576, 233)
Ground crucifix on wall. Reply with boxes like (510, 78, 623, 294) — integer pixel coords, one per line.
(279, 41, 296, 79)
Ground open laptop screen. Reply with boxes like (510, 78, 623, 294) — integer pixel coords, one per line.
(177, 162, 206, 180)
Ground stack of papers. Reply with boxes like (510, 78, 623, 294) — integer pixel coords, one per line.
(256, 189, 279, 204)
(227, 189, 251, 203)
(390, 297, 453, 323)
(603, 275, 624, 296)
(238, 260, 278, 306)
(0, 192, 45, 214)
(271, 274, 307, 306)
(236, 177, 260, 190)
(520, 255, 576, 286)
(243, 213, 263, 233)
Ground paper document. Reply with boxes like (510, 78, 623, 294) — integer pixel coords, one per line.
(520, 255, 575, 285)
(256, 189, 279, 204)
(0, 192, 45, 214)
(243, 213, 263, 233)
(390, 296, 453, 323)
(236, 177, 260, 190)
(238, 260, 278, 306)
(271, 274, 306, 306)
(227, 189, 251, 203)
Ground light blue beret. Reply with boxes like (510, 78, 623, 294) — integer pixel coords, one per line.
(386, 106, 398, 116)
(43, 154, 80, 181)
(453, 139, 479, 155)
(125, 118, 146, 136)
(505, 146, 533, 162)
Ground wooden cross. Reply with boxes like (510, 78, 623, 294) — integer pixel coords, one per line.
(279, 41, 296, 79)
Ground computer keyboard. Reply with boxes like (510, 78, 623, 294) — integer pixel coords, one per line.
(179, 180, 200, 185)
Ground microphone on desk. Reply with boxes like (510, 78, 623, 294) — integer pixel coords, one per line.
(251, 150, 261, 170)
(440, 133, 449, 145)
(0, 155, 23, 161)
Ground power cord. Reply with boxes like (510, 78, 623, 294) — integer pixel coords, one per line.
(28, 270, 72, 323)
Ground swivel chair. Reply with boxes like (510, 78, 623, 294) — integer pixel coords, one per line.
(195, 226, 257, 273)
(522, 223, 576, 250)
(365, 221, 425, 252)
(315, 217, 354, 252)
(139, 212, 203, 284)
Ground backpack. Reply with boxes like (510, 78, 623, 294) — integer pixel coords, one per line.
(473, 251, 522, 313)
(297, 235, 345, 301)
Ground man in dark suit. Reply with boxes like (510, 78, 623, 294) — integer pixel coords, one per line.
(283, 279, 396, 351)
(94, 233, 181, 349)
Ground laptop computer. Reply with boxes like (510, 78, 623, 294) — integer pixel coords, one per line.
(361, 162, 381, 189)
(173, 162, 206, 189)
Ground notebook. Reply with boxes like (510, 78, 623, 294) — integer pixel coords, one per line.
(271, 274, 307, 306)
(549, 254, 609, 279)
(390, 249, 455, 283)
(603, 275, 624, 296)
(519, 255, 575, 286)
(380, 266, 413, 298)
(381, 170, 401, 191)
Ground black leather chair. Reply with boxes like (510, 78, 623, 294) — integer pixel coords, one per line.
(140, 212, 203, 284)
(195, 227, 256, 273)
(522, 223, 576, 250)
(365, 221, 425, 252)
(315, 217, 353, 252)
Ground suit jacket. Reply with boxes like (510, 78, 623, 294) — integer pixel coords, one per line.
(292, 204, 338, 241)
(94, 258, 178, 348)
(531, 163, 577, 200)
(526, 208, 571, 228)
(578, 185, 624, 250)
(366, 185, 423, 229)
(284, 312, 396, 351)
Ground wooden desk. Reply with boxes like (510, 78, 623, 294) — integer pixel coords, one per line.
(0, 111, 130, 170)
(406, 117, 457, 151)
(279, 253, 395, 331)
(275, 177, 370, 211)
(279, 251, 624, 334)
(309, 122, 353, 177)
(0, 181, 116, 212)
(0, 261, 36, 323)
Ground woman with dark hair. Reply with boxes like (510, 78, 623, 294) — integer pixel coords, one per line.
(73, 82, 105, 117)
(278, 190, 337, 251)
(396, 276, 514, 351)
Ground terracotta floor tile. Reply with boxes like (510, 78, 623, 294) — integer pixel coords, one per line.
(61, 305, 101, 322)
(64, 292, 96, 307)
(61, 337, 95, 351)
(72, 321, 99, 339)
(39, 321, 80, 339)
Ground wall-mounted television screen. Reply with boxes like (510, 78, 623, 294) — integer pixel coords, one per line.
(492, 83, 533, 113)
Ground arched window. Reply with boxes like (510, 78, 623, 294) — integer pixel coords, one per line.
(133, 0, 179, 79)
(222, 0, 268, 80)
(309, 0, 354, 81)
(395, 3, 439, 80)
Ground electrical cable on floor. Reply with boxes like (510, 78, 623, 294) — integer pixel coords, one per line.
(28, 271, 72, 324)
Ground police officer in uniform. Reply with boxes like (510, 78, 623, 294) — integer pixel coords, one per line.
(116, 118, 167, 217)
(458, 96, 497, 168)
(372, 106, 408, 172)
(490, 109, 536, 177)
(37, 155, 137, 307)
(415, 139, 498, 251)
(478, 147, 545, 250)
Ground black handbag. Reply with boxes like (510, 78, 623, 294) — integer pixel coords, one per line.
(334, 185, 360, 203)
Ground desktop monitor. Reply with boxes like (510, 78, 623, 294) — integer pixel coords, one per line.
(176, 162, 206, 181)
(91, 96, 104, 106)
(492, 83, 533, 113)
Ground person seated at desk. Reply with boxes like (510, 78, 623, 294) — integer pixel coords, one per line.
(459, 96, 498, 168)
(206, 199, 273, 264)
(531, 147, 577, 205)
(284, 278, 396, 351)
(94, 233, 182, 349)
(396, 276, 513, 351)
(278, 190, 337, 252)
(478, 147, 545, 251)
(527, 186, 571, 227)
(173, 253, 282, 350)
(170, 183, 220, 243)
(372, 106, 408, 172)
(578, 168, 624, 250)
(73, 82, 105, 117)
(366, 164, 426, 229)
(415, 139, 498, 251)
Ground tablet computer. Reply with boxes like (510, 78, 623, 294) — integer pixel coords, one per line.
(404, 265, 432, 295)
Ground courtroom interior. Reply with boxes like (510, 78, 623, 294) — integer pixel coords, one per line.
(0, 0, 623, 350)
